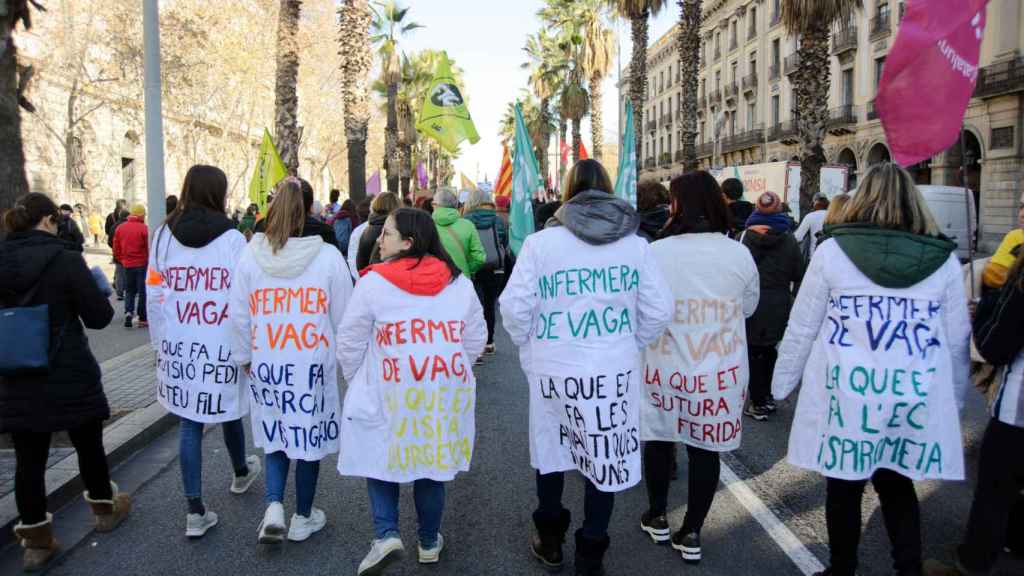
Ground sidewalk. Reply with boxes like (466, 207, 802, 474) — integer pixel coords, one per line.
(0, 344, 173, 547)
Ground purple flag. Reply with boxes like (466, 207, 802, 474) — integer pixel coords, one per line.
(366, 170, 381, 197)
(876, 0, 989, 167)
(416, 162, 428, 190)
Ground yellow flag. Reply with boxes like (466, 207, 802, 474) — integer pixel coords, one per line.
(416, 51, 480, 154)
(459, 172, 478, 192)
(248, 129, 288, 212)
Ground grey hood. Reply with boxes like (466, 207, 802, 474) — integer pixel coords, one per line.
(548, 190, 640, 245)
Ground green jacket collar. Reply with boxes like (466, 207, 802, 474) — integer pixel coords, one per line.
(825, 224, 956, 289)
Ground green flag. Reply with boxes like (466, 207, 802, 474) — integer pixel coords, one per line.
(416, 51, 480, 154)
(614, 102, 637, 208)
(509, 103, 537, 256)
(248, 129, 288, 212)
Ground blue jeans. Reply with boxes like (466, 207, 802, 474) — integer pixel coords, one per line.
(124, 266, 147, 320)
(265, 451, 320, 517)
(366, 478, 445, 548)
(179, 417, 248, 501)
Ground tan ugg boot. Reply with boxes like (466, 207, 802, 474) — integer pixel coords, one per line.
(13, 513, 59, 572)
(83, 481, 132, 532)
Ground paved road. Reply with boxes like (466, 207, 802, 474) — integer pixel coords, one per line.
(82, 247, 151, 363)
(22, 318, 1024, 575)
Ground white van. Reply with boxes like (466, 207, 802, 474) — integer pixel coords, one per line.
(917, 185, 977, 261)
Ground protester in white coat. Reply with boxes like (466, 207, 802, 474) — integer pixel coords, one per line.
(771, 163, 971, 576)
(639, 171, 759, 563)
(500, 159, 673, 576)
(337, 208, 486, 575)
(147, 165, 262, 538)
(229, 178, 353, 546)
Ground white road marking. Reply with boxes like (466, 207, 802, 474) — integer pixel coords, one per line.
(719, 462, 826, 576)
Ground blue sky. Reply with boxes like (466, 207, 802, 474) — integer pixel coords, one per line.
(398, 0, 677, 184)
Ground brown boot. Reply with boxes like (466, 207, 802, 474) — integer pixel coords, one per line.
(13, 513, 59, 572)
(83, 481, 132, 532)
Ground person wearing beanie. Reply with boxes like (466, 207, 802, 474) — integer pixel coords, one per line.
(722, 178, 754, 237)
(113, 204, 149, 328)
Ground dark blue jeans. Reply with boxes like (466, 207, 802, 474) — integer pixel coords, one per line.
(366, 478, 445, 548)
(179, 417, 248, 501)
(536, 470, 614, 539)
(124, 266, 147, 320)
(265, 451, 320, 517)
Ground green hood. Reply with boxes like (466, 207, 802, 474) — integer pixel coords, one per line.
(432, 206, 460, 227)
(826, 224, 956, 289)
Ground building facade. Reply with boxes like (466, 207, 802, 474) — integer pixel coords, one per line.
(621, 0, 1024, 250)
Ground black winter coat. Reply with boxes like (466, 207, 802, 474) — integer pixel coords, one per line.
(741, 228, 804, 346)
(0, 231, 114, 432)
(356, 213, 388, 272)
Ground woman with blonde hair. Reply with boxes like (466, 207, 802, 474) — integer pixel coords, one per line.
(229, 177, 353, 545)
(823, 193, 851, 227)
(772, 162, 970, 576)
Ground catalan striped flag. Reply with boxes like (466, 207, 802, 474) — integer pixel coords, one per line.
(495, 144, 512, 197)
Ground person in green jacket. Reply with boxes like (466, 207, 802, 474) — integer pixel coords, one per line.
(432, 187, 485, 278)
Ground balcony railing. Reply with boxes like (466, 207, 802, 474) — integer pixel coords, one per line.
(784, 53, 801, 76)
(867, 99, 879, 121)
(870, 13, 891, 40)
(709, 88, 722, 103)
(644, 157, 656, 169)
(975, 58, 1024, 99)
(828, 104, 859, 131)
(724, 81, 739, 101)
(741, 73, 758, 94)
(721, 126, 765, 153)
(769, 63, 781, 81)
(767, 122, 798, 144)
(659, 152, 672, 166)
(832, 25, 858, 54)
(697, 141, 714, 158)
(646, 119, 657, 132)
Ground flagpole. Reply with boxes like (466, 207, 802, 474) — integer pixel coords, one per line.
(960, 126, 977, 302)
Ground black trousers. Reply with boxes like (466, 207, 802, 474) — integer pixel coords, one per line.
(473, 270, 498, 344)
(958, 418, 1024, 572)
(13, 420, 112, 524)
(535, 470, 614, 539)
(747, 344, 778, 407)
(644, 441, 720, 533)
(826, 469, 921, 576)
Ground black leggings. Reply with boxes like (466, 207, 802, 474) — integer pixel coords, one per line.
(825, 469, 921, 576)
(535, 470, 614, 539)
(13, 420, 112, 524)
(644, 441, 720, 533)
(473, 270, 498, 344)
(747, 345, 778, 407)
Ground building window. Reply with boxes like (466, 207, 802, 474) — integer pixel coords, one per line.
(730, 20, 738, 49)
(715, 70, 721, 91)
(771, 95, 780, 126)
(842, 68, 854, 106)
(747, 101, 756, 130)
(992, 126, 1014, 149)
(731, 61, 738, 82)
(771, 39, 780, 68)
(874, 57, 886, 90)
(878, 1, 891, 20)
(749, 7, 757, 38)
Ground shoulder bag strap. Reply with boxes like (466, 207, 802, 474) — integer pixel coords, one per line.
(443, 225, 467, 263)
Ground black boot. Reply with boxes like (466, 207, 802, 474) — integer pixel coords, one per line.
(531, 508, 571, 572)
(574, 528, 610, 576)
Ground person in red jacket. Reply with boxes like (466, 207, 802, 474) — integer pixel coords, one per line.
(113, 204, 149, 328)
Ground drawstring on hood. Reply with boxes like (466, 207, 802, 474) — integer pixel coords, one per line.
(362, 256, 452, 296)
(827, 223, 956, 289)
(249, 233, 324, 279)
(549, 190, 640, 245)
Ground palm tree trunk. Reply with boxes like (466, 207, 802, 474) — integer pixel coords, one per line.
(539, 97, 550, 186)
(630, 15, 648, 169)
(339, 0, 372, 202)
(399, 144, 411, 197)
(588, 74, 603, 163)
(794, 21, 830, 217)
(678, 0, 702, 172)
(559, 118, 568, 181)
(0, 11, 28, 212)
(571, 118, 581, 164)
(274, 0, 302, 175)
(385, 81, 399, 194)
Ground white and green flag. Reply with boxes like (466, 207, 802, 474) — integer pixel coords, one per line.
(614, 102, 637, 208)
(509, 103, 537, 256)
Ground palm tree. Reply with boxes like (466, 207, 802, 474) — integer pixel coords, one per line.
(560, 69, 590, 165)
(0, 0, 36, 211)
(542, 0, 615, 163)
(783, 0, 861, 215)
(609, 0, 669, 168)
(370, 0, 422, 194)
(677, 0, 702, 171)
(523, 31, 568, 186)
(338, 0, 374, 202)
(274, 0, 302, 175)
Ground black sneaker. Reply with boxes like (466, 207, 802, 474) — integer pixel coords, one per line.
(765, 398, 777, 412)
(744, 404, 770, 421)
(484, 343, 496, 356)
(124, 313, 133, 328)
(639, 511, 670, 544)
(671, 530, 701, 564)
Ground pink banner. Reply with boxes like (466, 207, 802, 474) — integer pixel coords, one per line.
(366, 170, 381, 197)
(876, 0, 989, 167)
(416, 162, 428, 190)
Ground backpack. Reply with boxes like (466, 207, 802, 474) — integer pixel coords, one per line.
(478, 224, 507, 273)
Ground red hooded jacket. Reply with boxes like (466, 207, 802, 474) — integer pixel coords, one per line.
(113, 215, 149, 268)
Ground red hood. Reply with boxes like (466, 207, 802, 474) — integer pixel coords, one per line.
(361, 256, 452, 296)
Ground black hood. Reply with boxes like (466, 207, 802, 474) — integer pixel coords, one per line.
(368, 212, 388, 227)
(169, 208, 235, 248)
(0, 231, 77, 296)
(743, 227, 787, 247)
(549, 190, 640, 245)
(639, 206, 670, 240)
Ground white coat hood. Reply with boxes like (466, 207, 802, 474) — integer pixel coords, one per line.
(250, 233, 323, 278)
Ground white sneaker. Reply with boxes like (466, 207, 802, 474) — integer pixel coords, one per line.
(287, 507, 326, 542)
(357, 536, 404, 575)
(185, 510, 218, 538)
(230, 455, 262, 494)
(418, 532, 445, 564)
(257, 502, 286, 544)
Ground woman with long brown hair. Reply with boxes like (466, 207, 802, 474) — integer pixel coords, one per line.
(229, 178, 353, 546)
